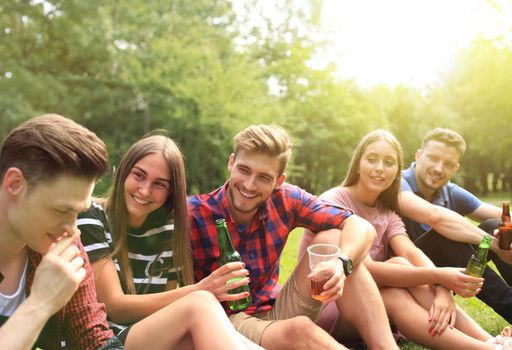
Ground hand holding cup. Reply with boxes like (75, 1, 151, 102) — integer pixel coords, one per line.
(307, 244, 341, 301)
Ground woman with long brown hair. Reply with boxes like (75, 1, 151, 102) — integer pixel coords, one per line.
(78, 132, 259, 349)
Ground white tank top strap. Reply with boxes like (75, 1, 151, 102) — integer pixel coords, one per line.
(0, 258, 29, 317)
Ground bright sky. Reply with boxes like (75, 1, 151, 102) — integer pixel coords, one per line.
(320, 0, 511, 88)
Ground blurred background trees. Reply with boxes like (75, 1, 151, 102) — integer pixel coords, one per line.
(1, 0, 511, 196)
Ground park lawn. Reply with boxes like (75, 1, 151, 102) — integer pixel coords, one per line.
(277, 193, 510, 349)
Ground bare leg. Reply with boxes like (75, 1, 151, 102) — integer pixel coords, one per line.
(260, 316, 348, 350)
(125, 290, 253, 350)
(381, 287, 495, 350)
(334, 264, 399, 350)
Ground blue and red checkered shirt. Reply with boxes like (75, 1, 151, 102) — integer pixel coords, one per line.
(188, 182, 353, 315)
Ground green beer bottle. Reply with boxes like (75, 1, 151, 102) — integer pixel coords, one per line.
(465, 234, 492, 277)
(215, 218, 252, 310)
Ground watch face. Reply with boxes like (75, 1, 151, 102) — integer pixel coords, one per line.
(346, 259, 353, 273)
(339, 255, 353, 275)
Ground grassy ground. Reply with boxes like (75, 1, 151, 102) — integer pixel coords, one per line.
(277, 193, 511, 349)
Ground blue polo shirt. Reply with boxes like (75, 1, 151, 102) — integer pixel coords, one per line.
(400, 162, 482, 241)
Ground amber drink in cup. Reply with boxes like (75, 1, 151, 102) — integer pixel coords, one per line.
(307, 244, 340, 301)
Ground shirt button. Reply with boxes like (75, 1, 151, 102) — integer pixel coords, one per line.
(249, 252, 257, 259)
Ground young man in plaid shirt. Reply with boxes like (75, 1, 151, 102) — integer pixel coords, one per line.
(188, 124, 398, 350)
(0, 114, 122, 349)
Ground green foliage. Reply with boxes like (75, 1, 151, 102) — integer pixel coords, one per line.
(2, 2, 511, 346)
(1, 0, 511, 196)
(439, 37, 512, 194)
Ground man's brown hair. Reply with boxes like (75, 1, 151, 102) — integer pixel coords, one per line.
(233, 124, 292, 175)
(0, 113, 108, 184)
(421, 127, 466, 158)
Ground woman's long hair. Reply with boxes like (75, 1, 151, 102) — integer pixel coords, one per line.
(341, 130, 403, 213)
(106, 132, 193, 294)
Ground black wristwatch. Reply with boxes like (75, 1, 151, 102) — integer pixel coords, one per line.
(338, 255, 353, 276)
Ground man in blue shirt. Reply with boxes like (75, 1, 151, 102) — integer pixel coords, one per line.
(398, 127, 512, 323)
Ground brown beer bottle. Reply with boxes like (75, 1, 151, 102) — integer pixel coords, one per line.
(498, 200, 512, 250)
(466, 234, 492, 277)
(216, 218, 252, 310)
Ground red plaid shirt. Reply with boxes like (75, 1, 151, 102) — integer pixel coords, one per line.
(188, 182, 352, 315)
(26, 239, 116, 349)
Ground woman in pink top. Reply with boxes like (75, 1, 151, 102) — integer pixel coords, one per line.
(300, 130, 511, 349)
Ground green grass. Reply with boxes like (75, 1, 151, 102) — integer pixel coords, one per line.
(279, 227, 303, 283)
(478, 193, 512, 207)
(277, 193, 510, 349)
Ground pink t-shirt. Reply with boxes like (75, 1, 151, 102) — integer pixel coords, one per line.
(300, 186, 406, 261)
(299, 186, 407, 333)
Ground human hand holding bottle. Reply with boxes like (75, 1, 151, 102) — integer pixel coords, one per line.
(492, 227, 512, 265)
(215, 218, 252, 310)
(196, 262, 250, 302)
(437, 267, 483, 297)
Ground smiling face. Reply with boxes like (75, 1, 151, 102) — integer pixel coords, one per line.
(357, 139, 399, 197)
(414, 140, 460, 200)
(227, 150, 285, 225)
(124, 152, 171, 228)
(5, 171, 94, 254)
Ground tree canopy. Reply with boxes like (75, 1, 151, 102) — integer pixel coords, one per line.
(1, 0, 510, 195)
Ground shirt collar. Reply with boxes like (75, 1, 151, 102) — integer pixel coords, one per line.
(403, 162, 420, 193)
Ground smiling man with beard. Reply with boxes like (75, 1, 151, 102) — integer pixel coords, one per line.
(398, 127, 512, 323)
(188, 124, 399, 350)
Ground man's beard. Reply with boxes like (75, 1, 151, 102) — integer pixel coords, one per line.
(228, 185, 265, 214)
(419, 172, 443, 193)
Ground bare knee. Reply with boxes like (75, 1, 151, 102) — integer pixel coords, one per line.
(386, 256, 412, 266)
(188, 289, 217, 302)
(282, 316, 318, 340)
(185, 290, 218, 309)
(380, 287, 410, 310)
(181, 290, 222, 317)
(178, 290, 226, 330)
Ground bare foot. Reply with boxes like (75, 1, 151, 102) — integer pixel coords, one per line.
(502, 326, 512, 338)
(494, 326, 512, 346)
